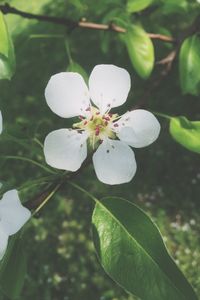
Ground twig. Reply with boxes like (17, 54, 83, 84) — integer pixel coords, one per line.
(0, 2, 174, 43)
(25, 154, 93, 211)
(133, 14, 200, 110)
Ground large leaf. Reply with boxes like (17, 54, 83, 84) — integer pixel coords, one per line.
(179, 35, 200, 96)
(92, 197, 197, 300)
(0, 11, 16, 80)
(170, 116, 200, 153)
(0, 234, 27, 299)
(127, 0, 154, 13)
(124, 25, 154, 79)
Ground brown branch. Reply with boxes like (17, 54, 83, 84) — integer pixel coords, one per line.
(25, 154, 93, 211)
(0, 2, 174, 43)
(133, 14, 200, 110)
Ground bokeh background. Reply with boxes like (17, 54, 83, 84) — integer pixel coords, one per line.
(0, 0, 200, 299)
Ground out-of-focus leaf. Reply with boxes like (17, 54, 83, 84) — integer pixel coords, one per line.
(0, 11, 15, 80)
(170, 116, 200, 154)
(124, 25, 154, 78)
(0, 234, 27, 299)
(67, 60, 88, 83)
(92, 197, 198, 300)
(159, 0, 188, 14)
(127, 0, 154, 13)
(179, 34, 200, 96)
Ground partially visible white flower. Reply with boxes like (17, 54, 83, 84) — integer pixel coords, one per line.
(44, 64, 160, 185)
(0, 190, 31, 260)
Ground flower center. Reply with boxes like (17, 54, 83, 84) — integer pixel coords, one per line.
(73, 106, 118, 147)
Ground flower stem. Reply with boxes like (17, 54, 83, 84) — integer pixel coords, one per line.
(2, 155, 57, 175)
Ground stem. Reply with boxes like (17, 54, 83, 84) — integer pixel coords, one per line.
(68, 181, 97, 203)
(31, 183, 61, 216)
(0, 3, 175, 43)
(2, 155, 57, 175)
(152, 111, 171, 120)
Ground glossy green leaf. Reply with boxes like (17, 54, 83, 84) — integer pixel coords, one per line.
(0, 11, 15, 80)
(179, 35, 200, 96)
(0, 235, 27, 299)
(67, 60, 88, 83)
(170, 116, 200, 153)
(124, 25, 154, 79)
(92, 197, 197, 300)
(127, 0, 153, 13)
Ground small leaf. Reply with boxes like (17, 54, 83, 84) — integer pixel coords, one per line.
(67, 60, 88, 83)
(170, 116, 200, 154)
(0, 11, 16, 80)
(127, 0, 153, 13)
(179, 34, 200, 96)
(124, 25, 154, 79)
(92, 197, 197, 300)
(0, 234, 27, 299)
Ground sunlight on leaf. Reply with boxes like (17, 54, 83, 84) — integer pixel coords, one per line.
(170, 116, 200, 154)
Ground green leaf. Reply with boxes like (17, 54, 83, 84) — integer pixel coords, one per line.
(159, 0, 188, 14)
(67, 60, 88, 83)
(170, 116, 200, 154)
(124, 25, 154, 79)
(179, 34, 200, 96)
(127, 0, 153, 13)
(0, 234, 27, 299)
(92, 197, 197, 300)
(0, 11, 16, 80)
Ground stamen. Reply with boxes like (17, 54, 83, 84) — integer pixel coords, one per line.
(113, 123, 119, 127)
(95, 126, 100, 136)
(83, 120, 88, 125)
(85, 107, 91, 111)
(79, 115, 84, 120)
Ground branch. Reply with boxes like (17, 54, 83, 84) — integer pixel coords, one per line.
(0, 2, 175, 43)
(25, 154, 92, 211)
(133, 14, 200, 110)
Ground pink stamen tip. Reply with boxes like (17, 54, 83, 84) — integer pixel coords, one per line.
(96, 112, 100, 115)
(114, 123, 119, 127)
(85, 107, 91, 111)
(95, 126, 100, 136)
(103, 116, 110, 121)
(79, 115, 84, 120)
(90, 116, 94, 121)
(83, 121, 88, 125)
(109, 113, 113, 117)
(99, 139, 103, 144)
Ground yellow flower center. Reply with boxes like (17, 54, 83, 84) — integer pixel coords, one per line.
(73, 106, 118, 148)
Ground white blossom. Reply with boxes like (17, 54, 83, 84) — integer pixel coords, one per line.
(0, 190, 31, 260)
(44, 64, 160, 185)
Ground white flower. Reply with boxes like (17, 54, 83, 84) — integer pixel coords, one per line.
(44, 64, 160, 185)
(0, 190, 31, 260)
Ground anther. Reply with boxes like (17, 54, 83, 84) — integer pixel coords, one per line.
(113, 123, 119, 127)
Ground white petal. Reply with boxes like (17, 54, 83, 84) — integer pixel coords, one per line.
(44, 129, 88, 171)
(0, 111, 2, 134)
(89, 65, 131, 114)
(0, 226, 8, 260)
(93, 139, 137, 185)
(0, 190, 31, 236)
(45, 72, 90, 118)
(116, 109, 160, 148)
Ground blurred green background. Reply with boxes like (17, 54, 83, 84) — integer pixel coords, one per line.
(0, 0, 200, 299)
